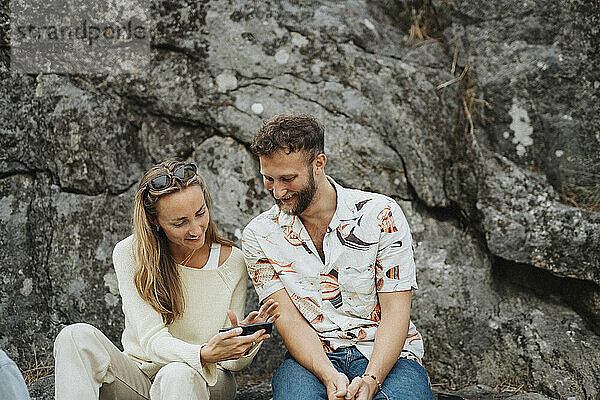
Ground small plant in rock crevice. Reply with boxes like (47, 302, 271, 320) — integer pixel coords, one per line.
(383, 0, 443, 40)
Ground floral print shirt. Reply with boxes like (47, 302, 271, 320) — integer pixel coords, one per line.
(242, 177, 424, 360)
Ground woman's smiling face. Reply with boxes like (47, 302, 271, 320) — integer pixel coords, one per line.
(155, 184, 210, 259)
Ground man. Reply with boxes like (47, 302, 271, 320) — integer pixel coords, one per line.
(242, 114, 433, 400)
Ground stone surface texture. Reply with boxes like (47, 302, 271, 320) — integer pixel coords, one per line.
(1, 0, 599, 399)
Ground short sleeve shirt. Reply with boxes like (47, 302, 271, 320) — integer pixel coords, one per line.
(242, 177, 424, 360)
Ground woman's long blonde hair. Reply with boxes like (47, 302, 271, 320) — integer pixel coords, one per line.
(132, 160, 236, 325)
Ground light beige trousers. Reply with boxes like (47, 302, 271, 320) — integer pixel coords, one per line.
(54, 323, 236, 400)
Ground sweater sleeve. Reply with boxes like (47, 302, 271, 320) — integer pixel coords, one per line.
(219, 248, 263, 371)
(112, 236, 217, 385)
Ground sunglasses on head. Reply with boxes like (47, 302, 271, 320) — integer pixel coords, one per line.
(147, 163, 198, 191)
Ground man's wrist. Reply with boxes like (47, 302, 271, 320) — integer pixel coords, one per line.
(318, 365, 342, 383)
(361, 373, 382, 392)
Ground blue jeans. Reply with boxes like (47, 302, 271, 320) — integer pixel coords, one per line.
(0, 349, 31, 400)
(272, 347, 433, 400)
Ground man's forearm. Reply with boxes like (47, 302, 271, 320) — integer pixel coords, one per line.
(365, 291, 412, 383)
(268, 289, 338, 382)
(277, 315, 338, 381)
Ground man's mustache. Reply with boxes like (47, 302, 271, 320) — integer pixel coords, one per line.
(269, 190, 284, 203)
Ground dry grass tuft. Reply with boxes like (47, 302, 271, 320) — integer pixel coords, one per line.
(494, 382, 527, 393)
(385, 0, 442, 41)
(559, 168, 600, 213)
(437, 47, 599, 215)
(409, 17, 428, 40)
(20, 347, 54, 385)
(437, 62, 469, 90)
(436, 47, 489, 146)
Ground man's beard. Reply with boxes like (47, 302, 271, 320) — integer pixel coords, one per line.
(273, 172, 316, 216)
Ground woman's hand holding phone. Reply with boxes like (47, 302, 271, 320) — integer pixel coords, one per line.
(200, 326, 266, 364)
(200, 299, 280, 364)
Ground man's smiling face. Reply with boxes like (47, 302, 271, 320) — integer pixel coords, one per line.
(259, 149, 317, 216)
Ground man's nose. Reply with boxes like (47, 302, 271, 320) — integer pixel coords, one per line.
(273, 182, 287, 199)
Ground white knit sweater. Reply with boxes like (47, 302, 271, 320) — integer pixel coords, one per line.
(112, 235, 260, 386)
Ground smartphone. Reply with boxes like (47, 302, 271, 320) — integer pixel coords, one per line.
(219, 321, 273, 336)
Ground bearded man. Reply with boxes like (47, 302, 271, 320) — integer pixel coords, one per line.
(242, 114, 434, 400)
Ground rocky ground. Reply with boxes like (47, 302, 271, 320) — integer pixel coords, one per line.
(28, 375, 556, 400)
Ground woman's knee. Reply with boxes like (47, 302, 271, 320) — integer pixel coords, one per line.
(54, 323, 101, 352)
(151, 362, 209, 399)
(154, 362, 200, 385)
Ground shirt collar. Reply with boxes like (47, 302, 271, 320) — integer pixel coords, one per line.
(327, 176, 357, 230)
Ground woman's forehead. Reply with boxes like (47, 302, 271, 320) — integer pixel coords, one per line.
(156, 185, 205, 218)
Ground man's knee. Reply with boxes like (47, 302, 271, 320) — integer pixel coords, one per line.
(272, 357, 327, 399)
(380, 359, 433, 400)
(272, 358, 307, 387)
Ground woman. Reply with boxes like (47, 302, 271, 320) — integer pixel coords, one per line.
(54, 160, 278, 400)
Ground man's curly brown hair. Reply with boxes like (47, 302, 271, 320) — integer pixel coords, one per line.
(251, 114, 324, 162)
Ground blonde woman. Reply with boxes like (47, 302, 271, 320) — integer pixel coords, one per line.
(54, 160, 278, 400)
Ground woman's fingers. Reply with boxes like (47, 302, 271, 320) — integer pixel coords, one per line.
(211, 325, 274, 361)
(227, 310, 239, 327)
(208, 324, 276, 362)
(240, 311, 259, 325)
(254, 299, 279, 322)
(247, 329, 270, 348)
(262, 299, 278, 314)
(267, 313, 280, 323)
(225, 328, 267, 354)
(247, 328, 264, 341)
(218, 326, 243, 340)
(255, 331, 270, 343)
(239, 299, 281, 326)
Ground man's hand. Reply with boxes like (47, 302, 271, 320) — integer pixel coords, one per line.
(345, 376, 379, 400)
(324, 371, 350, 400)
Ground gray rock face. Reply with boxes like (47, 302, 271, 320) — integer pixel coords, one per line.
(477, 152, 600, 284)
(0, 172, 135, 363)
(0, 175, 53, 359)
(433, 0, 600, 200)
(405, 200, 600, 398)
(436, 0, 600, 323)
(0, 70, 145, 195)
(1, 0, 599, 399)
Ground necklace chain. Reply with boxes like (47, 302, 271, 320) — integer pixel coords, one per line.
(179, 247, 198, 266)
